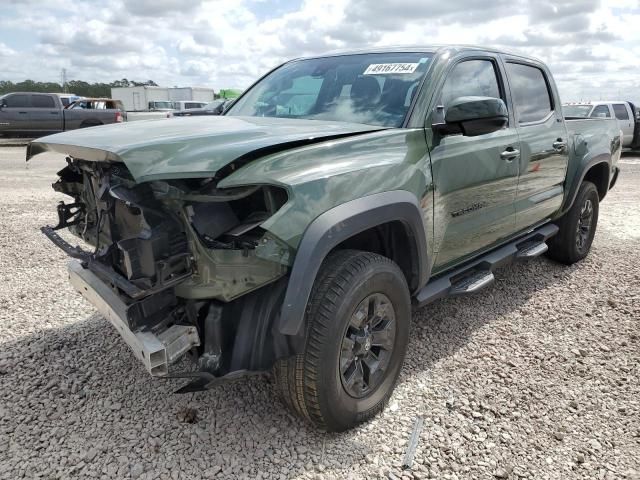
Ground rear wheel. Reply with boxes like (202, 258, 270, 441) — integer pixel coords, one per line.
(79, 121, 102, 129)
(274, 250, 411, 431)
(547, 181, 599, 264)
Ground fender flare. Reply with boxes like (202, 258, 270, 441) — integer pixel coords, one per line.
(79, 119, 103, 128)
(559, 153, 611, 216)
(277, 190, 429, 336)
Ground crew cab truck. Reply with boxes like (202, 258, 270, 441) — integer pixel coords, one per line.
(0, 92, 124, 136)
(28, 46, 621, 432)
(564, 101, 639, 149)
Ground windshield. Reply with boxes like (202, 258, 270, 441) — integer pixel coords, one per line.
(227, 52, 433, 127)
(563, 105, 592, 117)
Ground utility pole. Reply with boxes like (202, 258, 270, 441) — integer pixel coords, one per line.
(61, 68, 68, 93)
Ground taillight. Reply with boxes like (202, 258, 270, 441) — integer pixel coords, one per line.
(115, 111, 123, 123)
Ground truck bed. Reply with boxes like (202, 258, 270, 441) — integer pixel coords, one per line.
(565, 116, 620, 137)
(563, 116, 621, 197)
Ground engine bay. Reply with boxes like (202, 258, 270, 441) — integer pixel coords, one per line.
(45, 157, 290, 301)
(41, 157, 294, 381)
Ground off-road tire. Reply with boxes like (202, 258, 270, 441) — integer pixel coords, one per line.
(79, 121, 102, 129)
(274, 250, 411, 431)
(547, 181, 599, 265)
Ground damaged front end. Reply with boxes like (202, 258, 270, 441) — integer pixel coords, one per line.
(43, 157, 293, 389)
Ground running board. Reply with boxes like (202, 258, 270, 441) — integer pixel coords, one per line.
(414, 223, 558, 307)
(516, 241, 548, 259)
(450, 271, 495, 296)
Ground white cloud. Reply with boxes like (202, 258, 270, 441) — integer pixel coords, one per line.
(0, 0, 638, 102)
(0, 43, 17, 57)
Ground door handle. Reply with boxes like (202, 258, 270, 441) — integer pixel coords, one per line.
(50, 111, 59, 115)
(500, 148, 520, 161)
(552, 140, 567, 152)
(18, 111, 27, 114)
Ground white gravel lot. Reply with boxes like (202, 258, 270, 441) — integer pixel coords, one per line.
(0, 147, 638, 480)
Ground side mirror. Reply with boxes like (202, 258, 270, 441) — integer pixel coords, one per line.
(0, 102, 5, 110)
(432, 96, 508, 137)
(220, 100, 235, 114)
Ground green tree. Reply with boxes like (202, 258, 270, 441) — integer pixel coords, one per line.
(0, 79, 159, 98)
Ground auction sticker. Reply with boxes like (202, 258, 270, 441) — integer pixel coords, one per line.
(363, 63, 419, 75)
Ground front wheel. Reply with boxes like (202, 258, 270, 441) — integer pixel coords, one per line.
(547, 181, 599, 264)
(274, 250, 411, 431)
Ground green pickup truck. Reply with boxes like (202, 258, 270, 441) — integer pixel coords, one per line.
(29, 46, 621, 431)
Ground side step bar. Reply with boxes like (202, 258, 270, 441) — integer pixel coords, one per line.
(450, 271, 495, 296)
(415, 223, 558, 307)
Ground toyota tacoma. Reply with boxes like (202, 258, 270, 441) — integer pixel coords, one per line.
(28, 46, 621, 431)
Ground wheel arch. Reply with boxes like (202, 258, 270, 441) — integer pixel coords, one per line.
(558, 154, 611, 217)
(79, 119, 103, 128)
(277, 190, 429, 336)
(583, 162, 609, 200)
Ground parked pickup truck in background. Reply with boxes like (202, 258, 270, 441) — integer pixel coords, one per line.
(67, 98, 128, 122)
(564, 101, 639, 149)
(29, 46, 621, 432)
(0, 92, 124, 136)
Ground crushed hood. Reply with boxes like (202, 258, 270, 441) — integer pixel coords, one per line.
(27, 116, 383, 183)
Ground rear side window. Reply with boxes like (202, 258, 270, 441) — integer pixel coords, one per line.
(590, 105, 610, 118)
(4, 94, 30, 108)
(32, 95, 56, 108)
(440, 59, 502, 107)
(506, 63, 553, 124)
(612, 104, 629, 120)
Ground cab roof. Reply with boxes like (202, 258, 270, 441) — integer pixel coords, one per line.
(563, 101, 630, 106)
(297, 44, 541, 63)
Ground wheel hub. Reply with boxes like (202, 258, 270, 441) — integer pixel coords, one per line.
(339, 293, 396, 398)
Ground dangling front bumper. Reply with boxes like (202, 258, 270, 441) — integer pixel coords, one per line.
(68, 260, 200, 376)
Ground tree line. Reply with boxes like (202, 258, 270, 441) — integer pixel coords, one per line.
(0, 79, 158, 98)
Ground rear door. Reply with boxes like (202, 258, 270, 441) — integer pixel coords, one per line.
(590, 104, 611, 119)
(429, 55, 520, 270)
(504, 60, 569, 231)
(29, 94, 63, 132)
(0, 93, 31, 132)
(612, 103, 634, 147)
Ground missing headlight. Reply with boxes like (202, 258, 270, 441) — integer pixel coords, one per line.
(184, 185, 288, 249)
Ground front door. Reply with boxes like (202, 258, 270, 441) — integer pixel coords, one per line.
(504, 61, 569, 231)
(429, 56, 520, 271)
(0, 93, 31, 132)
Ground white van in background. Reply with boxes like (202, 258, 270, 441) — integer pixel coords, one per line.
(564, 101, 637, 148)
(173, 101, 208, 112)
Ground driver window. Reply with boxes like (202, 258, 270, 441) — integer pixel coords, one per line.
(440, 60, 501, 108)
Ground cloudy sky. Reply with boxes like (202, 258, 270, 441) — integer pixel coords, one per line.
(1, 0, 639, 103)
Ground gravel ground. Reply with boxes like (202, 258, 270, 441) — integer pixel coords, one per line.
(0, 147, 638, 480)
